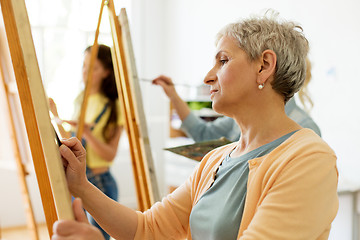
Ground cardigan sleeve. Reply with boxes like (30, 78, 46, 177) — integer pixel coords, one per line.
(240, 149, 338, 239)
(134, 167, 197, 240)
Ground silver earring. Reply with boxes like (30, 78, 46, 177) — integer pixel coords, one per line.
(258, 83, 264, 90)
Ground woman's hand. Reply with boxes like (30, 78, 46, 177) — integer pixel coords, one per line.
(48, 98, 60, 117)
(62, 120, 94, 140)
(61, 120, 93, 141)
(48, 98, 72, 139)
(152, 75, 178, 100)
(152, 75, 191, 121)
(52, 198, 104, 240)
(59, 137, 88, 196)
(61, 120, 78, 127)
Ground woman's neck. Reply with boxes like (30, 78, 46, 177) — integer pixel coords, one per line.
(230, 99, 301, 158)
(89, 84, 101, 95)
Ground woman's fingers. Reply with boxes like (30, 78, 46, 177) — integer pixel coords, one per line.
(152, 75, 177, 98)
(62, 120, 94, 130)
(60, 137, 86, 162)
(72, 198, 88, 223)
(62, 120, 78, 126)
(61, 137, 82, 150)
(59, 137, 87, 195)
(152, 75, 173, 85)
(59, 145, 80, 169)
(52, 218, 104, 240)
(53, 220, 79, 237)
(48, 98, 59, 117)
(154, 79, 171, 88)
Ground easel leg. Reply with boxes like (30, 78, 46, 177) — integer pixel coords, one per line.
(0, 48, 39, 240)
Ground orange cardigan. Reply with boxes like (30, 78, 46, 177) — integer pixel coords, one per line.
(134, 129, 338, 240)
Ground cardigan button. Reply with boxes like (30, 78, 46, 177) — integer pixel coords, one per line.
(250, 161, 257, 166)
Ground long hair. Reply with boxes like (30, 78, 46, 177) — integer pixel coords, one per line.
(85, 44, 119, 142)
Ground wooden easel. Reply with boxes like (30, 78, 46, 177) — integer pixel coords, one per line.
(118, 7, 161, 208)
(0, 0, 74, 236)
(0, 0, 159, 237)
(0, 39, 39, 239)
(77, 0, 160, 211)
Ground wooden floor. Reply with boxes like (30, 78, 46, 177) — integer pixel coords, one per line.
(0, 223, 116, 239)
(1, 223, 49, 240)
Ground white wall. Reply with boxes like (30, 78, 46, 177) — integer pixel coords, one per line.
(130, 0, 169, 195)
(159, 0, 360, 205)
(159, 0, 360, 178)
(137, 0, 360, 239)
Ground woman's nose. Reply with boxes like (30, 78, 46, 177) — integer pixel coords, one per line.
(203, 67, 217, 85)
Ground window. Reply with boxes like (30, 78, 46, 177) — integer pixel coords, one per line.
(26, 0, 131, 120)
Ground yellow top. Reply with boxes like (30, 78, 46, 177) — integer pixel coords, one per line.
(75, 93, 124, 168)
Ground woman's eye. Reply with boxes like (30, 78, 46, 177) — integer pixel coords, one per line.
(219, 59, 228, 65)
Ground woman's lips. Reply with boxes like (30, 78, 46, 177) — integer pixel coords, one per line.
(210, 89, 218, 99)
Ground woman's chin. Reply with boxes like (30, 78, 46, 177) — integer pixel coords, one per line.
(211, 103, 224, 115)
(213, 101, 235, 117)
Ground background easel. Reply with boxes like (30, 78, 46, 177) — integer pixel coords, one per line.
(118, 6, 161, 208)
(0, 38, 39, 239)
(76, 0, 160, 211)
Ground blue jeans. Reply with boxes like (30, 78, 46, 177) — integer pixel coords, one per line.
(86, 168, 118, 240)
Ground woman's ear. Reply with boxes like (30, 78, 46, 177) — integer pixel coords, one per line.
(257, 50, 277, 84)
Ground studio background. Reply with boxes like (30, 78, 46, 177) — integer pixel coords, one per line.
(0, 0, 359, 239)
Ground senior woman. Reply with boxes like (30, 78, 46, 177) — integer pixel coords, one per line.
(52, 14, 338, 240)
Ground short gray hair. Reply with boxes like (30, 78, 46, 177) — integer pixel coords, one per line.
(216, 12, 309, 102)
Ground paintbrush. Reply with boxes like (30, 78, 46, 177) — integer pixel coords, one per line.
(140, 78, 203, 88)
